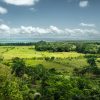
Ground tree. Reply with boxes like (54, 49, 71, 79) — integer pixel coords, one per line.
(87, 57, 96, 67)
(0, 56, 4, 63)
(11, 57, 26, 77)
(0, 64, 23, 100)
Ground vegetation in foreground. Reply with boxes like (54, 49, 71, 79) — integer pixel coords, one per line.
(0, 41, 100, 100)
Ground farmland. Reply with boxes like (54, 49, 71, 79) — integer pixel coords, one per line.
(0, 46, 87, 72)
(0, 45, 100, 71)
(0, 46, 84, 59)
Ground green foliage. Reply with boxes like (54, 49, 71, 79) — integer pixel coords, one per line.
(2, 81, 23, 100)
(87, 57, 96, 67)
(0, 64, 23, 100)
(0, 56, 4, 62)
(11, 57, 26, 77)
(35, 42, 76, 52)
(0, 42, 100, 100)
(0, 58, 100, 100)
(35, 41, 100, 54)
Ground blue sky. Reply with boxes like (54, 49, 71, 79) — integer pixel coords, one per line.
(0, 0, 100, 40)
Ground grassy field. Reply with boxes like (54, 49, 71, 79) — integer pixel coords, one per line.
(0, 46, 84, 59)
(0, 46, 100, 74)
(0, 45, 99, 74)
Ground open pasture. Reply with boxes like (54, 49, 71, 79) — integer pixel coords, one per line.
(0, 46, 87, 73)
(0, 46, 84, 59)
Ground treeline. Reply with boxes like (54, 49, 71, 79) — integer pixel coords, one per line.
(35, 41, 100, 54)
(0, 42, 35, 46)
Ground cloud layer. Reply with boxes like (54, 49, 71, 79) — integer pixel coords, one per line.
(80, 23, 96, 27)
(0, 6, 8, 14)
(0, 24, 99, 39)
(4, 0, 39, 6)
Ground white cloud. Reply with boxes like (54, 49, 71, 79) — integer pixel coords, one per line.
(50, 26, 64, 34)
(0, 24, 10, 34)
(79, 1, 88, 8)
(4, 0, 39, 6)
(20, 26, 50, 34)
(0, 6, 8, 14)
(0, 24, 10, 30)
(80, 23, 96, 27)
(65, 28, 98, 37)
(0, 24, 99, 39)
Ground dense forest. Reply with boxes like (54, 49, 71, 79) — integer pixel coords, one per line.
(35, 41, 100, 54)
(0, 56, 100, 100)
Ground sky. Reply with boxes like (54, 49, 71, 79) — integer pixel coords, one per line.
(0, 0, 100, 40)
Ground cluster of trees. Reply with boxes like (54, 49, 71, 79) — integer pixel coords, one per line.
(35, 41, 76, 52)
(0, 57, 100, 100)
(74, 55, 100, 76)
(35, 41, 100, 54)
(76, 43, 100, 54)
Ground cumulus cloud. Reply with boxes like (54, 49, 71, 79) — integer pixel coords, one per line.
(4, 0, 39, 6)
(0, 24, 99, 39)
(80, 23, 96, 27)
(79, 1, 88, 8)
(0, 6, 8, 14)
(49, 26, 64, 34)
(0, 24, 10, 34)
(65, 28, 98, 36)
(0, 24, 10, 30)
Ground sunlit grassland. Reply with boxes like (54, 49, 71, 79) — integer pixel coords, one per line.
(1, 46, 100, 75)
(0, 46, 84, 59)
(24, 58, 89, 75)
(0, 46, 85, 73)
